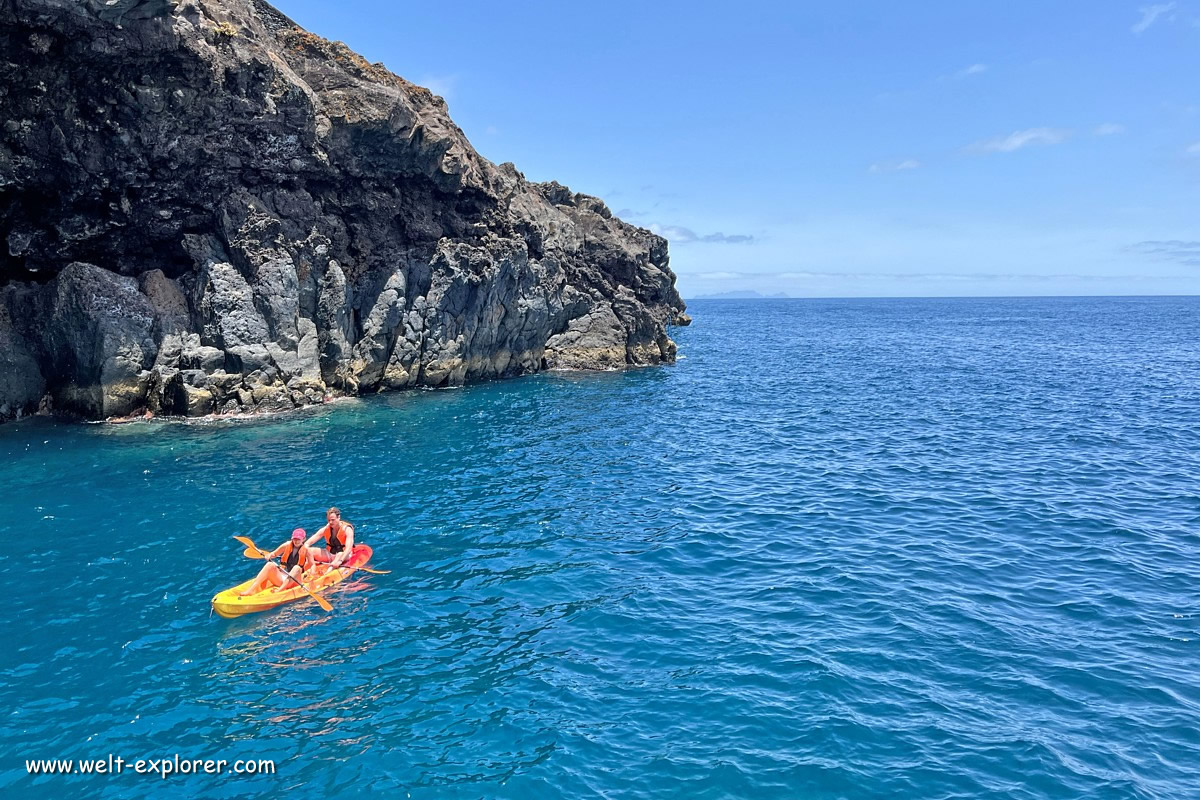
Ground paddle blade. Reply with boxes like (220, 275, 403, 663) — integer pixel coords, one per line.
(233, 535, 271, 559)
(278, 567, 333, 613)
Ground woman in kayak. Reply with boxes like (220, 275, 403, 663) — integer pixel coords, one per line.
(306, 506, 355, 569)
(238, 528, 315, 595)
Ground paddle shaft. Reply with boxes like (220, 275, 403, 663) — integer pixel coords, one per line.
(266, 558, 333, 612)
(235, 535, 389, 574)
(233, 536, 331, 611)
(310, 554, 389, 574)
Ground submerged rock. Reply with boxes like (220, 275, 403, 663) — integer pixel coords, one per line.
(0, 0, 688, 421)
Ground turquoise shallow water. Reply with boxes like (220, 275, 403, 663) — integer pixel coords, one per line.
(3, 296, 1200, 799)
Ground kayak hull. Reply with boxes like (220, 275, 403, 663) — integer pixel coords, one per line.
(211, 544, 373, 618)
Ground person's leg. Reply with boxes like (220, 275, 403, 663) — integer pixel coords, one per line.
(310, 550, 333, 575)
(265, 564, 288, 591)
(238, 562, 276, 596)
(285, 565, 304, 586)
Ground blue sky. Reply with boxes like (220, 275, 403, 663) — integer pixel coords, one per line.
(273, 0, 1200, 297)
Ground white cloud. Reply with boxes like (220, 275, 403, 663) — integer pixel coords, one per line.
(969, 127, 1072, 153)
(670, 216, 1200, 298)
(688, 269, 1169, 283)
(647, 224, 755, 244)
(414, 74, 458, 101)
(1186, 141, 1200, 155)
(869, 159, 920, 173)
(1132, 3, 1176, 34)
(937, 63, 988, 82)
(1094, 123, 1126, 136)
(1128, 240, 1200, 265)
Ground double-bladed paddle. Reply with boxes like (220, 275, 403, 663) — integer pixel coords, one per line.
(231, 535, 333, 612)
(233, 534, 390, 575)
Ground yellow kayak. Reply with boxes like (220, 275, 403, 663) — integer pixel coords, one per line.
(211, 545, 373, 618)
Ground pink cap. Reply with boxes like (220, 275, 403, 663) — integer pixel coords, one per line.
(291, 528, 306, 540)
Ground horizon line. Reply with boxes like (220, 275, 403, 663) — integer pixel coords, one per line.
(683, 293, 1200, 301)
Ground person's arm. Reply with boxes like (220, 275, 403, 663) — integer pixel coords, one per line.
(334, 525, 354, 567)
(305, 526, 326, 549)
(270, 544, 286, 559)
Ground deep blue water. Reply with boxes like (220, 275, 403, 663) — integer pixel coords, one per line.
(3, 297, 1200, 799)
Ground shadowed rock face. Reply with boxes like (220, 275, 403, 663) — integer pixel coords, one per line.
(0, 0, 688, 421)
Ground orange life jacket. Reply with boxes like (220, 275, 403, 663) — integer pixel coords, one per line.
(279, 541, 313, 572)
(323, 519, 352, 554)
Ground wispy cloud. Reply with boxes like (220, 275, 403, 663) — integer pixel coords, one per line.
(1162, 101, 1200, 117)
(649, 224, 755, 244)
(869, 159, 920, 174)
(1128, 240, 1200, 265)
(1094, 122, 1126, 136)
(969, 127, 1072, 153)
(1186, 141, 1200, 155)
(689, 269, 1168, 282)
(937, 63, 988, 82)
(1132, 3, 1176, 34)
(414, 74, 458, 101)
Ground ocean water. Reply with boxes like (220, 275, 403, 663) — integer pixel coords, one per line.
(3, 296, 1199, 799)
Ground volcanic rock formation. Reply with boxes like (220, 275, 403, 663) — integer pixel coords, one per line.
(0, 0, 688, 421)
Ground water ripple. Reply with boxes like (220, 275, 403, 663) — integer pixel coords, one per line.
(2, 297, 1199, 798)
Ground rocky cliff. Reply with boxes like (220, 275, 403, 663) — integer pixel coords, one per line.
(0, 0, 688, 421)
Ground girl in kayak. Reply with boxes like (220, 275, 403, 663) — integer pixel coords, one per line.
(238, 528, 315, 595)
(306, 507, 355, 569)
